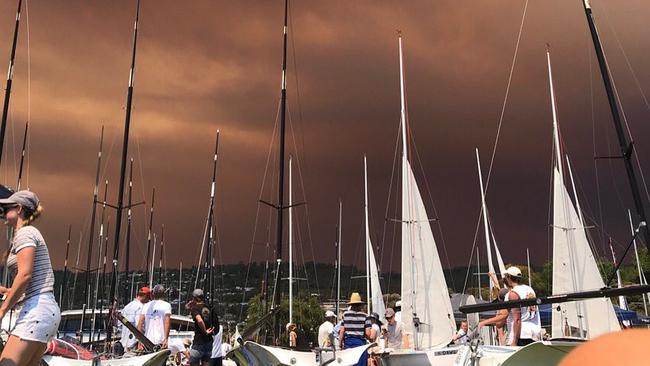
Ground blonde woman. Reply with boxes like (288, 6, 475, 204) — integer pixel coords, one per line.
(0, 191, 60, 366)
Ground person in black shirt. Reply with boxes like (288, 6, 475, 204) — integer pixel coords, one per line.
(188, 289, 214, 366)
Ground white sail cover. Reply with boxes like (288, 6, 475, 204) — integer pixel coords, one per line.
(401, 159, 456, 349)
(368, 242, 386, 323)
(551, 167, 620, 338)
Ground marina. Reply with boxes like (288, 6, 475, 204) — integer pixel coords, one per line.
(0, 0, 649, 365)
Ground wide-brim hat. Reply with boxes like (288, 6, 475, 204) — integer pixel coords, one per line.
(347, 292, 365, 305)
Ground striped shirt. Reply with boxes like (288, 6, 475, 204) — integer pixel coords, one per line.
(342, 309, 370, 338)
(6, 225, 55, 303)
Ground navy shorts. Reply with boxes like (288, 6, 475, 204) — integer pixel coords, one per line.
(189, 343, 212, 364)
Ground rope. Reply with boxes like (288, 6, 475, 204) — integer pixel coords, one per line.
(484, 0, 529, 193)
(238, 99, 281, 322)
(595, 0, 650, 204)
(287, 109, 320, 294)
(379, 122, 401, 282)
(25, 0, 31, 189)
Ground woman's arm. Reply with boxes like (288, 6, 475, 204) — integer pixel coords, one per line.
(479, 310, 508, 327)
(0, 246, 35, 317)
(194, 313, 213, 335)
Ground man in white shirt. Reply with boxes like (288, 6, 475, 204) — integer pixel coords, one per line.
(452, 320, 470, 345)
(317, 310, 336, 348)
(137, 284, 172, 349)
(504, 266, 541, 346)
(119, 287, 150, 351)
(384, 308, 406, 349)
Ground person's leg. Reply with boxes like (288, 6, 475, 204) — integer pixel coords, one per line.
(0, 336, 44, 366)
(189, 345, 202, 366)
(26, 342, 47, 366)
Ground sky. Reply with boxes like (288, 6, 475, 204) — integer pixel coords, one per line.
(0, 0, 648, 276)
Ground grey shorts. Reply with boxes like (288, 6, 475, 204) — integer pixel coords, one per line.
(190, 343, 212, 364)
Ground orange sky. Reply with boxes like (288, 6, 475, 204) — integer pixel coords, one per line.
(0, 0, 648, 274)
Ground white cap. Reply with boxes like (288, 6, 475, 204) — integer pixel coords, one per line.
(325, 310, 336, 318)
(395, 300, 402, 307)
(505, 266, 522, 278)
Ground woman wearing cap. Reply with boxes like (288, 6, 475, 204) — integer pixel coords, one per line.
(0, 190, 60, 365)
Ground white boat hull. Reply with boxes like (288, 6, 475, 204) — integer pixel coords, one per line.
(227, 341, 371, 366)
(42, 350, 170, 366)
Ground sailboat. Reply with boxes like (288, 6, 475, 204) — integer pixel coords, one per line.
(364, 156, 386, 322)
(382, 33, 516, 366)
(546, 48, 620, 340)
(45, 0, 171, 364)
(225, 1, 371, 364)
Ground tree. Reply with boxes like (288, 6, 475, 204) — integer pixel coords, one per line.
(245, 293, 324, 347)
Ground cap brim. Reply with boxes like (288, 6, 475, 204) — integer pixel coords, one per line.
(0, 198, 16, 205)
(0, 185, 14, 199)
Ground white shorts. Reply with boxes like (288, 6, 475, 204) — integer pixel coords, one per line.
(11, 292, 61, 343)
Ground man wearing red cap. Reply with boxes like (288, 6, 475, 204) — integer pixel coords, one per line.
(118, 287, 151, 353)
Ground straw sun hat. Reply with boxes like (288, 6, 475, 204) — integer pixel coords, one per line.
(347, 292, 365, 305)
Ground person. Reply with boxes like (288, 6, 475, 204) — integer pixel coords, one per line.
(338, 293, 370, 366)
(318, 310, 336, 348)
(188, 289, 214, 366)
(503, 266, 541, 346)
(366, 313, 383, 366)
(394, 300, 402, 323)
(119, 287, 151, 352)
(287, 323, 297, 348)
(0, 191, 60, 366)
(366, 312, 382, 342)
(478, 287, 509, 345)
(332, 316, 344, 350)
(384, 308, 405, 350)
(451, 320, 470, 345)
(138, 284, 172, 349)
(180, 339, 192, 366)
(209, 305, 224, 366)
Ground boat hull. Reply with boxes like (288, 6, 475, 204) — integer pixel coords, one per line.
(42, 350, 170, 366)
(226, 341, 371, 366)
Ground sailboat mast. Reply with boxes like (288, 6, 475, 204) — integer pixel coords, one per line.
(178, 261, 183, 314)
(272, 0, 289, 310)
(150, 233, 156, 288)
(145, 187, 155, 287)
(476, 246, 482, 301)
(364, 155, 371, 313)
(475, 148, 496, 292)
(108, 0, 141, 340)
(158, 225, 164, 285)
(581, 0, 650, 246)
(207, 131, 220, 305)
(526, 248, 532, 288)
(16, 122, 28, 190)
(629, 210, 648, 316)
(60, 225, 72, 309)
(288, 156, 293, 324)
(547, 47, 587, 339)
(83, 127, 104, 312)
(124, 158, 134, 304)
(547, 49, 563, 181)
(608, 238, 627, 310)
(0, 0, 23, 166)
(336, 199, 342, 316)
